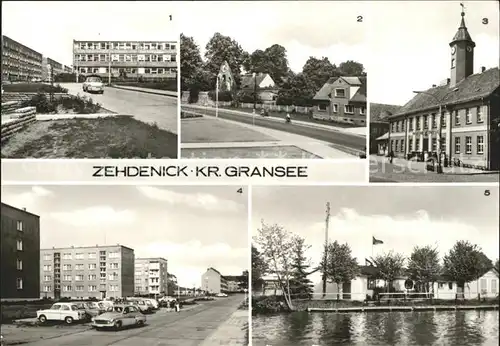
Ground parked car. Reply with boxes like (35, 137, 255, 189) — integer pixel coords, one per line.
(82, 75, 104, 94)
(142, 298, 159, 310)
(98, 300, 114, 310)
(37, 303, 87, 324)
(73, 302, 106, 318)
(91, 304, 146, 330)
(216, 293, 228, 297)
(127, 300, 153, 314)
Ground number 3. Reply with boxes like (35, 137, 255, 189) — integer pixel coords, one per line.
(482, 18, 488, 24)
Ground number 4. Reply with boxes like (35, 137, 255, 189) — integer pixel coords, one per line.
(237, 188, 243, 194)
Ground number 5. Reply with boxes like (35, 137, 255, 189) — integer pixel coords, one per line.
(484, 190, 490, 196)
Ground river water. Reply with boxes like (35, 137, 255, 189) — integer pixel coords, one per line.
(252, 310, 499, 345)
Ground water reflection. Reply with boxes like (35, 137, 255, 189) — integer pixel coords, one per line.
(252, 310, 499, 346)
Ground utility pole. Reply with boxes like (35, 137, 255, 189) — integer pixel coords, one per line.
(322, 202, 330, 298)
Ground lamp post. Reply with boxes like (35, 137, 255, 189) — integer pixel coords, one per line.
(412, 88, 459, 174)
(253, 72, 257, 126)
(108, 41, 112, 86)
(215, 74, 219, 118)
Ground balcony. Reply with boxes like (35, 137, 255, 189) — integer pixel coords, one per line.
(75, 61, 177, 68)
(74, 49, 176, 55)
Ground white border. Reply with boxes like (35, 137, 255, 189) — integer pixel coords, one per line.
(247, 185, 253, 346)
(176, 30, 181, 160)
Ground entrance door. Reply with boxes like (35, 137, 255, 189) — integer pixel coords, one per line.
(100, 291, 106, 300)
(423, 138, 429, 153)
(342, 282, 352, 300)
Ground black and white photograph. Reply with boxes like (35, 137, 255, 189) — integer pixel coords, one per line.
(1, 1, 179, 159)
(0, 185, 249, 345)
(251, 185, 499, 345)
(368, 1, 499, 182)
(180, 1, 367, 159)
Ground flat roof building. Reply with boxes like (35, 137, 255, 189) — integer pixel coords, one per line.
(40, 244, 134, 300)
(1, 35, 43, 81)
(42, 57, 65, 82)
(134, 257, 168, 296)
(73, 40, 177, 81)
(201, 267, 228, 294)
(1, 203, 40, 301)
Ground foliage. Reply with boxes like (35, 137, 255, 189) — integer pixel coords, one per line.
(320, 241, 359, 299)
(372, 251, 406, 291)
(3, 83, 68, 93)
(289, 237, 314, 299)
(252, 295, 288, 314)
(208, 90, 233, 102)
(495, 259, 500, 278)
(407, 245, 442, 295)
(236, 90, 262, 104)
(252, 245, 268, 290)
(443, 240, 493, 286)
(302, 57, 339, 93)
(277, 73, 315, 107)
(238, 270, 249, 290)
(338, 60, 366, 76)
(21, 93, 57, 113)
(180, 33, 205, 91)
(253, 221, 298, 310)
(243, 44, 289, 86)
(114, 79, 178, 92)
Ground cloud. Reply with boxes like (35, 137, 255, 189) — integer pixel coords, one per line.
(1, 186, 53, 211)
(50, 206, 136, 227)
(136, 186, 241, 212)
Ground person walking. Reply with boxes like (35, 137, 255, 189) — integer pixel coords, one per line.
(175, 300, 180, 313)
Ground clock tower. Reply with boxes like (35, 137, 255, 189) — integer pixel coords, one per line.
(449, 8, 475, 87)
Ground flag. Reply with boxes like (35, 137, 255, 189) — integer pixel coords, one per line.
(372, 236, 383, 245)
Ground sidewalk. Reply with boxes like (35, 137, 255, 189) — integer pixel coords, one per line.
(199, 309, 248, 346)
(182, 104, 366, 137)
(110, 84, 177, 97)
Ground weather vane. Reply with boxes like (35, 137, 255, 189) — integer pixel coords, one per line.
(460, 2, 465, 14)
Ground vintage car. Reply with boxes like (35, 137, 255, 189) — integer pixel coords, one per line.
(37, 302, 87, 324)
(82, 75, 104, 94)
(73, 301, 106, 318)
(126, 299, 153, 314)
(91, 304, 146, 330)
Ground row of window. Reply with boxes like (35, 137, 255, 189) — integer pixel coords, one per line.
(2, 49, 42, 62)
(391, 135, 485, 155)
(42, 284, 120, 292)
(43, 251, 118, 261)
(2, 41, 42, 58)
(76, 42, 176, 51)
(43, 273, 119, 281)
(318, 103, 366, 115)
(75, 54, 176, 63)
(391, 106, 484, 133)
(43, 262, 119, 271)
(78, 67, 176, 75)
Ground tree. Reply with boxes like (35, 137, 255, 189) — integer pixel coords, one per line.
(289, 237, 314, 299)
(204, 32, 248, 89)
(407, 245, 441, 297)
(251, 245, 268, 291)
(320, 241, 359, 300)
(244, 44, 289, 86)
(167, 273, 178, 295)
(442, 240, 492, 295)
(338, 60, 365, 76)
(495, 259, 500, 278)
(253, 221, 298, 310)
(277, 72, 315, 107)
(180, 33, 205, 91)
(238, 270, 249, 290)
(301, 57, 338, 93)
(372, 251, 406, 292)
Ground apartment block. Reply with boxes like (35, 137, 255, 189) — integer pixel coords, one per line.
(134, 258, 168, 296)
(42, 57, 65, 82)
(1, 35, 43, 81)
(201, 267, 228, 294)
(73, 40, 177, 80)
(1, 203, 40, 300)
(40, 245, 134, 300)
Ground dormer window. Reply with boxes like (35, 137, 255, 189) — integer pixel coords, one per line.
(334, 88, 345, 98)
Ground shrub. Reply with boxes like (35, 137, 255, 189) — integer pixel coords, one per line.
(208, 90, 233, 102)
(21, 93, 56, 113)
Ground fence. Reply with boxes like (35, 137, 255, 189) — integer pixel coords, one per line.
(239, 102, 313, 114)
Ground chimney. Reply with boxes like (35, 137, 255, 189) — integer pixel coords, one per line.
(481, 66, 486, 73)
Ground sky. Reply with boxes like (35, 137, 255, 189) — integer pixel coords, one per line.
(369, 0, 499, 105)
(179, 1, 367, 73)
(1, 1, 178, 67)
(252, 186, 499, 285)
(1, 185, 248, 288)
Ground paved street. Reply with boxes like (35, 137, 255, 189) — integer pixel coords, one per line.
(370, 156, 500, 183)
(2, 296, 245, 346)
(182, 105, 365, 152)
(60, 83, 178, 134)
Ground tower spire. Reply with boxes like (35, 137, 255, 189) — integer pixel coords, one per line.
(459, 3, 466, 28)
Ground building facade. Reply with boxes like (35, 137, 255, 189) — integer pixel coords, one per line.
(201, 267, 228, 294)
(369, 103, 402, 154)
(313, 76, 367, 126)
(42, 57, 65, 82)
(1, 35, 43, 81)
(134, 257, 168, 296)
(1, 203, 40, 301)
(387, 11, 500, 170)
(73, 40, 177, 81)
(240, 73, 278, 103)
(40, 245, 134, 300)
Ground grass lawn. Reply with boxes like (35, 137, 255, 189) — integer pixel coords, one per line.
(182, 145, 320, 159)
(1, 116, 178, 158)
(181, 117, 276, 143)
(3, 83, 68, 93)
(114, 79, 177, 92)
(1, 303, 53, 323)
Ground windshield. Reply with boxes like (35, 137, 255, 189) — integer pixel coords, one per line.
(86, 77, 102, 83)
(71, 305, 79, 311)
(113, 306, 124, 313)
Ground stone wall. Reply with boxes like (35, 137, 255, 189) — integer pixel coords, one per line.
(1, 105, 37, 142)
(292, 299, 365, 311)
(1, 92, 69, 103)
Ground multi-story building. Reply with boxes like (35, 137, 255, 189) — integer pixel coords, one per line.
(134, 257, 168, 296)
(313, 76, 367, 126)
(42, 57, 65, 82)
(1, 203, 40, 301)
(63, 65, 73, 73)
(40, 245, 134, 300)
(387, 10, 500, 170)
(73, 40, 177, 81)
(369, 103, 402, 155)
(201, 267, 228, 294)
(1, 35, 43, 81)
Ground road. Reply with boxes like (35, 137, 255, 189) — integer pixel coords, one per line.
(60, 83, 178, 134)
(182, 106, 365, 152)
(4, 296, 245, 346)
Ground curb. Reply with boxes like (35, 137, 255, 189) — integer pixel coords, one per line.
(109, 85, 177, 98)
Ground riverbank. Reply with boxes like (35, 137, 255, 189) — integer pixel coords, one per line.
(308, 304, 499, 313)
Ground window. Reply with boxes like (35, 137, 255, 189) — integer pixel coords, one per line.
(88, 285, 97, 292)
(332, 104, 338, 113)
(75, 253, 84, 260)
(399, 140, 404, 152)
(344, 105, 354, 114)
(448, 282, 453, 290)
(454, 111, 460, 125)
(415, 138, 420, 151)
(477, 106, 483, 123)
(454, 137, 461, 154)
(451, 58, 456, 68)
(63, 275, 72, 281)
(43, 265, 52, 271)
(75, 275, 84, 281)
(109, 263, 119, 269)
(438, 282, 444, 288)
(109, 285, 119, 292)
(423, 115, 428, 129)
(409, 118, 413, 131)
(63, 264, 72, 270)
(431, 114, 437, 128)
(409, 138, 413, 151)
(17, 239, 23, 251)
(492, 279, 498, 294)
(432, 138, 437, 152)
(63, 285, 72, 292)
(318, 104, 327, 111)
(88, 274, 97, 280)
(360, 107, 366, 115)
(16, 220, 23, 231)
(75, 264, 84, 270)
(44, 275, 52, 281)
(88, 253, 96, 259)
(108, 272, 119, 280)
(89, 263, 97, 270)
(394, 140, 399, 152)
(76, 285, 84, 292)
(63, 253, 72, 260)
(465, 109, 471, 124)
(441, 112, 446, 128)
(16, 278, 23, 289)
(334, 88, 345, 98)
(17, 259, 23, 270)
(477, 136, 484, 154)
(416, 116, 421, 130)
(145, 68, 151, 74)
(43, 285, 52, 292)
(465, 136, 472, 154)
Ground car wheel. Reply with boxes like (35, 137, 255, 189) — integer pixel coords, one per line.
(136, 319, 144, 326)
(64, 316, 74, 324)
(38, 315, 47, 323)
(114, 320, 122, 330)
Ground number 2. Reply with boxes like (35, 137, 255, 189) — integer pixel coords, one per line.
(237, 188, 243, 194)
(357, 16, 363, 22)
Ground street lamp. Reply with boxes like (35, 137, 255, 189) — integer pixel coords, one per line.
(253, 72, 257, 126)
(412, 88, 458, 174)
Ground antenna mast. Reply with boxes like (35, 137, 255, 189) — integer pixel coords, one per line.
(322, 202, 331, 298)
